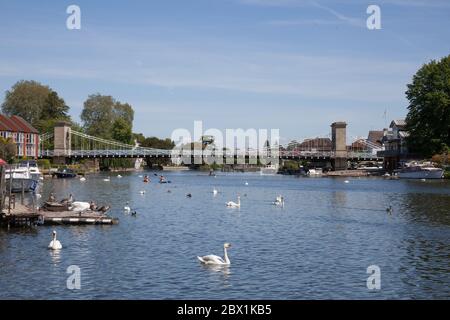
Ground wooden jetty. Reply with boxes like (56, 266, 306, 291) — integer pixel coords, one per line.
(0, 166, 118, 227)
(40, 209, 118, 225)
(1, 203, 118, 227)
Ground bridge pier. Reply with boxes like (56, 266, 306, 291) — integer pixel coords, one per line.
(53, 121, 71, 164)
(331, 121, 348, 171)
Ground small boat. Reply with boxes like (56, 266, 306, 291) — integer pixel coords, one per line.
(260, 164, 279, 175)
(52, 167, 77, 178)
(42, 202, 70, 212)
(397, 162, 444, 179)
(19, 160, 41, 181)
(307, 168, 322, 176)
(5, 167, 38, 193)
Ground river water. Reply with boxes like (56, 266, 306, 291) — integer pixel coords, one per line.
(0, 172, 449, 299)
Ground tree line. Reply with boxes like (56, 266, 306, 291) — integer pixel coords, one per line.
(0, 80, 174, 162)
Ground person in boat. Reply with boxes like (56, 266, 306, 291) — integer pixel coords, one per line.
(143, 175, 150, 183)
(159, 175, 166, 183)
(89, 201, 97, 210)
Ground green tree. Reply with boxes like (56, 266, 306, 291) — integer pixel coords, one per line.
(81, 94, 134, 140)
(405, 55, 450, 156)
(133, 133, 174, 149)
(0, 137, 17, 162)
(41, 90, 70, 121)
(2, 80, 51, 125)
(81, 94, 115, 138)
(112, 117, 132, 144)
(2, 80, 72, 132)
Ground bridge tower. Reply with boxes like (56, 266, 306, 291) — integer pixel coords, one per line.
(53, 121, 71, 164)
(331, 121, 347, 171)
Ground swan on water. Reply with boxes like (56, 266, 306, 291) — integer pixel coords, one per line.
(103, 177, 111, 182)
(213, 188, 218, 196)
(273, 195, 285, 206)
(226, 196, 240, 208)
(117, 174, 122, 178)
(48, 231, 62, 250)
(197, 243, 231, 265)
(139, 190, 146, 195)
(344, 180, 350, 184)
(80, 177, 86, 182)
(124, 202, 131, 213)
(71, 201, 91, 212)
(244, 182, 249, 186)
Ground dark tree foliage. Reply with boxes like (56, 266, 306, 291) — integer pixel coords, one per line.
(405, 55, 450, 157)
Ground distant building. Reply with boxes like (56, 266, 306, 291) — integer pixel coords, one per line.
(350, 130, 384, 153)
(0, 115, 39, 158)
(296, 138, 332, 152)
(367, 130, 383, 147)
(378, 119, 413, 170)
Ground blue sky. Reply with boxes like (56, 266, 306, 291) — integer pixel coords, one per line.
(0, 0, 449, 143)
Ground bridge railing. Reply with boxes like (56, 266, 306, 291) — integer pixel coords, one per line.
(40, 149, 382, 160)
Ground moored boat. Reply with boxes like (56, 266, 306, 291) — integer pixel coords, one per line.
(5, 166, 38, 192)
(397, 163, 444, 179)
(260, 164, 279, 175)
(52, 167, 77, 178)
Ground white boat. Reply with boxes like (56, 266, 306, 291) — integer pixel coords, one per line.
(260, 164, 279, 175)
(5, 167, 39, 192)
(397, 163, 444, 179)
(19, 160, 41, 181)
(307, 168, 323, 176)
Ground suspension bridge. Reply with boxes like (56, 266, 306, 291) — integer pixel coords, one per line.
(38, 122, 383, 170)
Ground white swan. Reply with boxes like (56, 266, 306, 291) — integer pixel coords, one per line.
(124, 202, 131, 213)
(213, 188, 218, 196)
(197, 243, 231, 265)
(80, 177, 86, 182)
(226, 196, 240, 208)
(139, 190, 146, 195)
(273, 195, 284, 206)
(344, 180, 349, 184)
(103, 177, 111, 182)
(48, 231, 62, 250)
(117, 174, 122, 178)
(71, 201, 90, 212)
(244, 181, 249, 186)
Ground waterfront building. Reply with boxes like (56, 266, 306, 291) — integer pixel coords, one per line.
(378, 119, 414, 170)
(0, 115, 39, 158)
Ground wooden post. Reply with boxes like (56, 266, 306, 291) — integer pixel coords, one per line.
(21, 180, 25, 205)
(8, 166, 12, 215)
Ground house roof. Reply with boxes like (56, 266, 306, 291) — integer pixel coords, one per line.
(367, 130, 383, 145)
(0, 114, 38, 133)
(0, 114, 21, 132)
(390, 119, 406, 129)
(10, 115, 39, 133)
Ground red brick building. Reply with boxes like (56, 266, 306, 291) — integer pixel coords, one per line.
(0, 115, 39, 158)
